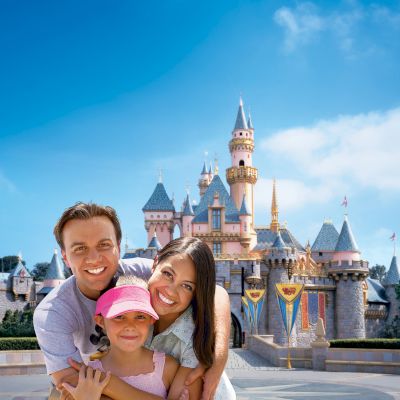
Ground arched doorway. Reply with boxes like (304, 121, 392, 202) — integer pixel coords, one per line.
(230, 313, 242, 348)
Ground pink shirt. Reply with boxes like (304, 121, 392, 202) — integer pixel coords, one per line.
(88, 351, 167, 399)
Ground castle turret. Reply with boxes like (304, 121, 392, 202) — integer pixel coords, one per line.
(143, 179, 175, 247)
(182, 193, 195, 237)
(266, 230, 297, 345)
(37, 249, 66, 298)
(198, 161, 211, 197)
(239, 194, 254, 251)
(330, 214, 368, 339)
(10, 255, 33, 301)
(311, 220, 340, 263)
(384, 255, 400, 323)
(148, 232, 162, 251)
(226, 97, 258, 227)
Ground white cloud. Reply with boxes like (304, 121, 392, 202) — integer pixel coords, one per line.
(261, 107, 400, 191)
(274, 3, 325, 52)
(273, 2, 399, 54)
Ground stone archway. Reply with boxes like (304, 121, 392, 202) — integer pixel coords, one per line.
(230, 313, 242, 348)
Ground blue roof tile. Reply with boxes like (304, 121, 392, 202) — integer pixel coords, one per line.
(143, 183, 175, 212)
(10, 260, 31, 278)
(239, 194, 251, 216)
(255, 228, 305, 251)
(311, 221, 340, 251)
(366, 278, 389, 303)
(234, 99, 248, 130)
(335, 215, 359, 252)
(385, 255, 400, 285)
(192, 175, 240, 223)
(148, 233, 162, 250)
(272, 231, 287, 249)
(45, 250, 65, 280)
(183, 194, 195, 216)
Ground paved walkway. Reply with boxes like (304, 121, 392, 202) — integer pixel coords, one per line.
(0, 349, 399, 399)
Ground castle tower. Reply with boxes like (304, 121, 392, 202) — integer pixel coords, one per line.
(266, 231, 297, 345)
(226, 97, 258, 227)
(198, 162, 211, 198)
(270, 179, 280, 233)
(182, 193, 195, 237)
(38, 249, 66, 298)
(384, 254, 400, 324)
(142, 178, 176, 247)
(148, 232, 162, 250)
(10, 254, 33, 301)
(330, 214, 368, 339)
(239, 194, 253, 252)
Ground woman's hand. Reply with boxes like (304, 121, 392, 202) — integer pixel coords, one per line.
(62, 365, 111, 400)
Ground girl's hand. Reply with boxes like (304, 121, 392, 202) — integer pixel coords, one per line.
(62, 365, 111, 400)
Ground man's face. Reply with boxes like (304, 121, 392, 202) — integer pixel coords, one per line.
(61, 216, 120, 300)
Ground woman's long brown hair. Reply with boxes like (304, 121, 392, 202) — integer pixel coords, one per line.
(156, 237, 216, 368)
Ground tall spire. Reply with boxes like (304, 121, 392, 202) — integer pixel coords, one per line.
(270, 179, 280, 232)
(234, 96, 248, 130)
(247, 111, 254, 129)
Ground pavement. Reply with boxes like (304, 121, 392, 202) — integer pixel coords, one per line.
(0, 349, 399, 399)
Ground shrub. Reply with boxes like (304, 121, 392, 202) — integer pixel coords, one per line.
(0, 337, 39, 350)
(0, 309, 35, 337)
(330, 338, 400, 349)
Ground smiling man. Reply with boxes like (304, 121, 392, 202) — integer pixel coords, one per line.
(33, 202, 231, 400)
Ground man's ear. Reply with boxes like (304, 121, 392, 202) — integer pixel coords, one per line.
(61, 249, 71, 269)
(94, 315, 105, 330)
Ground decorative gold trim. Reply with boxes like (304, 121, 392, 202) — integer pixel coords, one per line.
(226, 166, 258, 185)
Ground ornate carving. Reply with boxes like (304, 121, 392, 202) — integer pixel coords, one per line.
(229, 138, 254, 152)
(226, 166, 258, 185)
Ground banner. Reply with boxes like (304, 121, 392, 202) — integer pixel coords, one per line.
(275, 283, 304, 337)
(241, 289, 266, 334)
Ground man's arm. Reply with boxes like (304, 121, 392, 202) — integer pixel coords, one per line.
(185, 284, 231, 399)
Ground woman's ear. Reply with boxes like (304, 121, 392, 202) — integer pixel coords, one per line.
(152, 255, 159, 273)
(94, 315, 105, 330)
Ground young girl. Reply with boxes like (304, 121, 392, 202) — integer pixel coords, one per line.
(63, 275, 179, 400)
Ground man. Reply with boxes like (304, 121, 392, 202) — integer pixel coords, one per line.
(34, 202, 231, 399)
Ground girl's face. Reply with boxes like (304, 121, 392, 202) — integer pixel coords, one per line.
(148, 253, 196, 320)
(95, 311, 154, 353)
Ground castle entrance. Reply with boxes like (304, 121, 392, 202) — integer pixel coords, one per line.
(230, 313, 242, 348)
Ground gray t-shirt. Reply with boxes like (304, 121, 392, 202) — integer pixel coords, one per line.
(33, 258, 153, 374)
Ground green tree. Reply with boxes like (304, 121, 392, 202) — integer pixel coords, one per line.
(0, 256, 25, 273)
(0, 309, 35, 337)
(369, 264, 387, 283)
(30, 262, 50, 281)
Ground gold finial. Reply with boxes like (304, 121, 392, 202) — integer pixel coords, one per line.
(214, 156, 219, 175)
(270, 179, 280, 232)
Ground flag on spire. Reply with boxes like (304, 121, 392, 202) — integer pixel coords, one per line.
(341, 196, 348, 208)
(390, 232, 396, 241)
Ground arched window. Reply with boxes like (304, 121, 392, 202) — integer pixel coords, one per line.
(239, 160, 245, 166)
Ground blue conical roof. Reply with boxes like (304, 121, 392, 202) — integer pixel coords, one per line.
(385, 255, 400, 285)
(239, 194, 251, 216)
(183, 194, 195, 216)
(201, 162, 207, 175)
(234, 98, 248, 130)
(311, 221, 340, 251)
(192, 175, 240, 223)
(366, 278, 389, 303)
(335, 215, 359, 252)
(272, 231, 287, 249)
(148, 233, 162, 250)
(247, 113, 253, 129)
(143, 183, 175, 211)
(10, 258, 31, 278)
(45, 250, 65, 280)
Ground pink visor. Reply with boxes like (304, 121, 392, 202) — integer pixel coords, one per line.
(95, 285, 159, 320)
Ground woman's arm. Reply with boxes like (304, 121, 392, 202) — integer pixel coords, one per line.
(168, 366, 202, 400)
(185, 285, 231, 399)
(67, 358, 164, 400)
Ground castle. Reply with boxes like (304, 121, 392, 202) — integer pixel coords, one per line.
(126, 98, 400, 346)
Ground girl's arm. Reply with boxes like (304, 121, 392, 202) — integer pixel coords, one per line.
(167, 366, 202, 400)
(67, 358, 165, 400)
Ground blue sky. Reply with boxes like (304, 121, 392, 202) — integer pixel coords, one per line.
(1, 0, 399, 269)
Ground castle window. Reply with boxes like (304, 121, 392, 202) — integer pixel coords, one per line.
(213, 242, 222, 255)
(239, 160, 245, 166)
(212, 209, 221, 231)
(319, 252, 323, 257)
(240, 132, 243, 136)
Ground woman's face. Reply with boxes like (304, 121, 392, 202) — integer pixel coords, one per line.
(148, 253, 196, 320)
